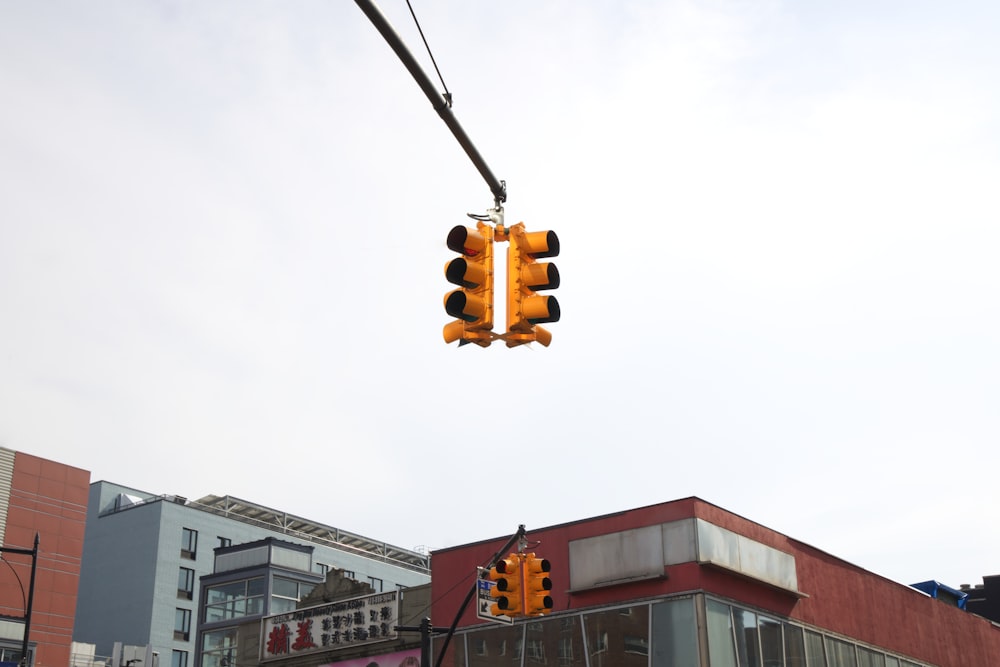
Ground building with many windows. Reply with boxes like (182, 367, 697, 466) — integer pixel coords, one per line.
(429, 497, 1000, 667)
(197, 538, 324, 667)
(0, 447, 90, 667)
(73, 482, 430, 667)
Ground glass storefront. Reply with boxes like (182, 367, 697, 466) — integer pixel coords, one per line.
(439, 595, 929, 667)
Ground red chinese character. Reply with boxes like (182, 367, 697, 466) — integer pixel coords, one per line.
(267, 624, 290, 655)
(293, 619, 317, 650)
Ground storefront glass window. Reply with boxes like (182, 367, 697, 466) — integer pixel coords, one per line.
(707, 599, 738, 667)
(462, 623, 521, 667)
(805, 629, 827, 666)
(857, 646, 886, 667)
(651, 597, 698, 666)
(734, 608, 762, 667)
(759, 615, 782, 667)
(826, 636, 858, 667)
(783, 622, 807, 667)
(583, 605, 649, 667)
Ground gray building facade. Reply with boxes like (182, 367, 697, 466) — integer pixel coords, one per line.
(73, 482, 430, 667)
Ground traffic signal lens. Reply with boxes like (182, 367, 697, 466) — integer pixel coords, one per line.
(523, 295, 560, 324)
(520, 262, 559, 290)
(447, 226, 487, 255)
(445, 257, 487, 288)
(444, 290, 487, 322)
(521, 230, 559, 258)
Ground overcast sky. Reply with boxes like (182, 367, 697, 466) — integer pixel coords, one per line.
(1, 1, 997, 589)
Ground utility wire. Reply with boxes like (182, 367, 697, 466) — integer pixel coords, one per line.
(405, 0, 453, 107)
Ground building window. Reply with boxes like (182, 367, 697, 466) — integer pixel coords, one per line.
(181, 528, 198, 560)
(315, 563, 329, 577)
(805, 629, 826, 665)
(201, 628, 239, 667)
(859, 646, 888, 667)
(526, 639, 545, 662)
(174, 608, 191, 641)
(473, 639, 488, 657)
(271, 576, 316, 615)
(651, 597, 699, 665)
(217, 537, 231, 549)
(342, 570, 355, 580)
(178, 567, 195, 600)
(0, 648, 29, 667)
(171, 651, 188, 667)
(557, 637, 573, 664)
(826, 636, 859, 666)
(204, 577, 266, 623)
(368, 576, 383, 592)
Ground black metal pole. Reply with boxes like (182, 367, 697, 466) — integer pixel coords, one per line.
(354, 0, 507, 207)
(395, 618, 449, 667)
(19, 534, 38, 667)
(433, 525, 525, 667)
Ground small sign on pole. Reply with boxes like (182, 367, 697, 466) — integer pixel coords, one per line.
(476, 567, 513, 625)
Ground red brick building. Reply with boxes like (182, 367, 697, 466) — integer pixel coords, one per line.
(0, 448, 89, 667)
(430, 497, 1000, 666)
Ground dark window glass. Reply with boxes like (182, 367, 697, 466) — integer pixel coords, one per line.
(171, 651, 188, 667)
(706, 600, 738, 667)
(651, 598, 699, 665)
(826, 636, 858, 667)
(759, 616, 782, 667)
(805, 630, 827, 666)
(174, 608, 191, 641)
(734, 609, 761, 667)
(858, 646, 886, 667)
(784, 623, 807, 667)
(181, 528, 198, 559)
(177, 567, 195, 600)
(583, 604, 647, 667)
(272, 577, 298, 598)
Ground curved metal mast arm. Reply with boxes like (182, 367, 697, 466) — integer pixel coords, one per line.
(354, 0, 507, 207)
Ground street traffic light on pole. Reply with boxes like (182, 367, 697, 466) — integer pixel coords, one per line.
(488, 554, 524, 618)
(443, 221, 494, 347)
(523, 553, 553, 616)
(505, 222, 560, 347)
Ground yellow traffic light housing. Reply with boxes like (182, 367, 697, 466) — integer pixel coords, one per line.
(505, 222, 560, 347)
(488, 554, 524, 618)
(443, 221, 494, 347)
(523, 553, 553, 616)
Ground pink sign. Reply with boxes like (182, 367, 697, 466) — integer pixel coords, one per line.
(319, 648, 420, 667)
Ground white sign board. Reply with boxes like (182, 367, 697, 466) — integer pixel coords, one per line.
(476, 567, 513, 625)
(261, 590, 400, 660)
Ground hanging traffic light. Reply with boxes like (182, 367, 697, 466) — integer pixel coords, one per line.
(443, 222, 494, 347)
(488, 554, 524, 618)
(523, 553, 553, 616)
(505, 222, 560, 347)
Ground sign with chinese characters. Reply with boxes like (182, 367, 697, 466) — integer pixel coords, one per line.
(475, 567, 513, 625)
(261, 590, 400, 660)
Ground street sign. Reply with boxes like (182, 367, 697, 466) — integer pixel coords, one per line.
(476, 567, 513, 625)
